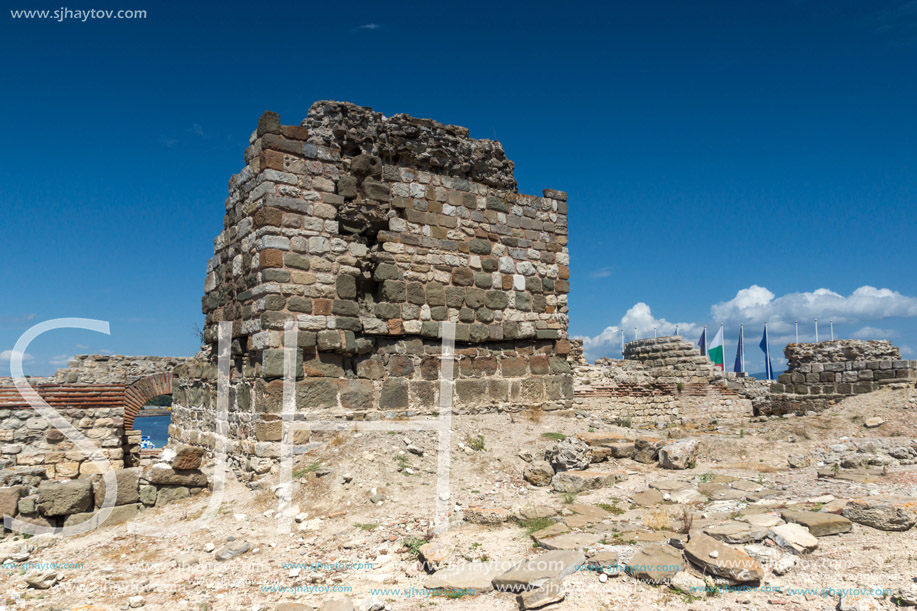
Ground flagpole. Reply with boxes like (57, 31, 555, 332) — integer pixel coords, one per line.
(815, 318, 819, 343)
(830, 319, 834, 341)
(795, 320, 798, 344)
(741, 323, 745, 373)
(721, 323, 726, 373)
(620, 329, 624, 354)
(765, 321, 772, 380)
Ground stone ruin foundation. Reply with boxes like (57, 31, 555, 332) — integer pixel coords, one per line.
(766, 339, 917, 415)
(169, 101, 574, 470)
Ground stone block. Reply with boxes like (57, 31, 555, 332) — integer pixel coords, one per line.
(37, 479, 92, 516)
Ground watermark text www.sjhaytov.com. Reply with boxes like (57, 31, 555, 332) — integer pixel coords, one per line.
(10, 8, 147, 21)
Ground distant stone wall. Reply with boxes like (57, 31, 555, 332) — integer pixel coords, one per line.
(785, 339, 901, 368)
(574, 337, 765, 427)
(55, 355, 191, 385)
(766, 340, 917, 415)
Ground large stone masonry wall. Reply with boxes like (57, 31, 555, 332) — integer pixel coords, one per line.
(170, 101, 573, 466)
(574, 337, 765, 427)
(55, 354, 192, 385)
(766, 340, 917, 415)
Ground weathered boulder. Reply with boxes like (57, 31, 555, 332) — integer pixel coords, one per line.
(215, 540, 251, 561)
(842, 497, 917, 531)
(523, 461, 554, 487)
(25, 570, 59, 589)
(544, 439, 592, 472)
(780, 510, 852, 537)
(319, 600, 355, 611)
(550, 470, 619, 493)
(633, 437, 665, 463)
(37, 479, 92, 516)
(683, 533, 764, 583)
(626, 544, 684, 583)
(657, 439, 698, 470)
(418, 540, 451, 572)
(493, 550, 584, 592)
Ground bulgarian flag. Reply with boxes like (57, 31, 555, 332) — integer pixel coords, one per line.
(707, 326, 725, 370)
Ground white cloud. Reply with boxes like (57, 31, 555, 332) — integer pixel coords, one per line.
(74, 344, 89, 350)
(48, 354, 73, 367)
(355, 23, 381, 31)
(711, 285, 917, 332)
(579, 303, 699, 361)
(590, 267, 613, 279)
(0, 349, 34, 362)
(852, 326, 897, 339)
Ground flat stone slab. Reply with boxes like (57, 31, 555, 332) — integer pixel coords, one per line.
(626, 543, 684, 583)
(780, 510, 852, 536)
(518, 579, 565, 609)
(769, 523, 818, 553)
(729, 480, 764, 492)
(704, 520, 767, 544)
(669, 488, 706, 504)
(684, 533, 764, 583)
(631, 489, 664, 506)
(817, 468, 881, 483)
(650, 480, 692, 492)
(493, 550, 585, 592)
(535, 533, 602, 551)
(424, 560, 507, 594)
(519, 506, 557, 521)
(740, 513, 784, 529)
(530, 523, 570, 541)
(567, 503, 611, 520)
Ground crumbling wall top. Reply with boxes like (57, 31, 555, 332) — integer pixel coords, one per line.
(785, 340, 900, 368)
(296, 100, 518, 191)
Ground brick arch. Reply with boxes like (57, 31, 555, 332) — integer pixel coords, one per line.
(123, 372, 172, 432)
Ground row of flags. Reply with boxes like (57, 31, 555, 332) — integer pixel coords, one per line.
(697, 323, 775, 380)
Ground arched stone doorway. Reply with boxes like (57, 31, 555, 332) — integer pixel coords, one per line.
(123, 373, 172, 465)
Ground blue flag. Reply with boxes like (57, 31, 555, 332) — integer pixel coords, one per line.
(697, 329, 706, 356)
(759, 326, 774, 380)
(734, 330, 744, 373)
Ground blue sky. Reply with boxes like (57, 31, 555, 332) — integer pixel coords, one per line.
(2, 0, 917, 376)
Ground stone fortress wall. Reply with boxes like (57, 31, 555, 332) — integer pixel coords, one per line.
(574, 336, 768, 427)
(766, 339, 917, 415)
(54, 354, 192, 385)
(169, 101, 575, 469)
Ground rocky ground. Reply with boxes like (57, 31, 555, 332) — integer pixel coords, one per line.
(2, 386, 917, 611)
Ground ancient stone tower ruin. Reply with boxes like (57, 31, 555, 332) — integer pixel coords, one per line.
(169, 101, 573, 465)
